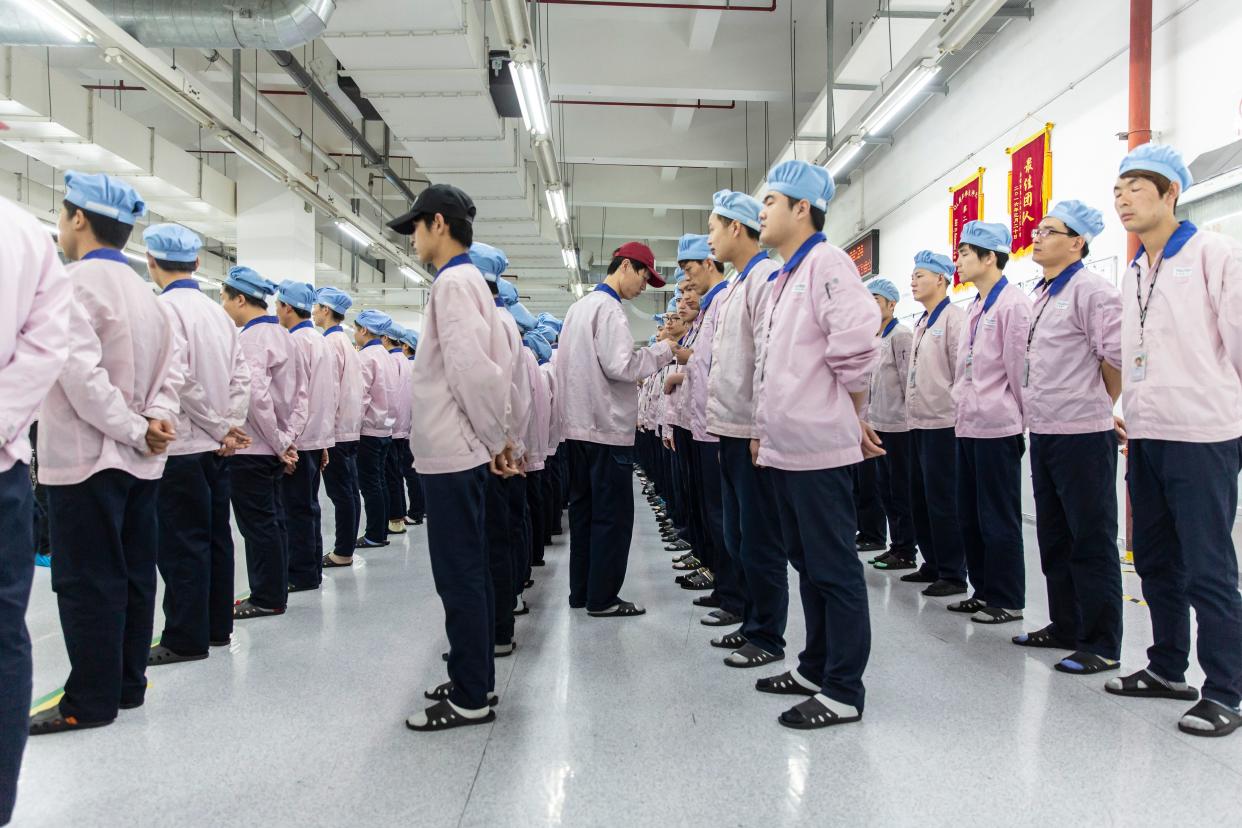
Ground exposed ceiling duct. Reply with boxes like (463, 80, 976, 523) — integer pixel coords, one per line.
(0, 0, 336, 49)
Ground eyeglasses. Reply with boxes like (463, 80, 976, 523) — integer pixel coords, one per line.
(1030, 226, 1072, 240)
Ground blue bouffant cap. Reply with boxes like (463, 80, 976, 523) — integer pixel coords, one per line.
(64, 170, 146, 225)
(914, 250, 955, 277)
(508, 301, 538, 333)
(677, 233, 711, 262)
(356, 309, 393, 336)
(764, 160, 835, 212)
(1046, 200, 1106, 243)
(401, 328, 420, 349)
(143, 223, 201, 263)
(712, 189, 763, 231)
(960, 220, 1012, 254)
(315, 286, 352, 314)
(867, 278, 900, 303)
(523, 329, 552, 364)
(497, 276, 519, 306)
(224, 266, 276, 301)
(536, 312, 562, 334)
(1119, 143, 1193, 191)
(469, 242, 509, 282)
(276, 281, 315, 313)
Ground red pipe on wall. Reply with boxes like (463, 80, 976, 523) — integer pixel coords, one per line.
(530, 0, 776, 11)
(553, 99, 736, 110)
(84, 83, 306, 95)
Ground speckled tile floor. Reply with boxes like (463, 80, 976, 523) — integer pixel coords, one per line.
(13, 478, 1241, 827)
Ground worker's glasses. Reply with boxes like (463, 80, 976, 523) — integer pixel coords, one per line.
(1030, 227, 1072, 240)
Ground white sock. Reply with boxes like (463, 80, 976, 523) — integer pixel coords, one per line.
(791, 669, 821, 692)
(448, 700, 491, 719)
(814, 693, 860, 719)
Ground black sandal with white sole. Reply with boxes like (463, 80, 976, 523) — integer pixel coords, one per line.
(755, 671, 818, 696)
(1105, 669, 1199, 701)
(947, 597, 986, 614)
(232, 599, 285, 620)
(971, 608, 1023, 625)
(1054, 651, 1119, 675)
(710, 631, 747, 650)
(405, 699, 495, 732)
(778, 696, 861, 730)
(423, 681, 499, 707)
(587, 601, 646, 618)
(724, 642, 783, 669)
(1178, 699, 1242, 737)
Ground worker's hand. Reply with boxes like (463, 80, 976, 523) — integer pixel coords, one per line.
(216, 434, 239, 457)
(671, 344, 693, 365)
(489, 443, 521, 478)
(320, 449, 330, 471)
(1113, 415, 1128, 446)
(860, 420, 886, 459)
(749, 438, 761, 467)
(663, 432, 675, 452)
(663, 373, 685, 395)
(144, 418, 176, 455)
(226, 426, 252, 449)
(281, 447, 299, 475)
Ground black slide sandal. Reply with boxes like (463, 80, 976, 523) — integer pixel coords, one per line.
(1055, 651, 1119, 675)
(424, 681, 499, 707)
(587, 601, 646, 618)
(756, 671, 818, 696)
(778, 697, 861, 730)
(724, 643, 783, 669)
(1012, 625, 1073, 649)
(1105, 669, 1199, 700)
(1178, 699, 1242, 737)
(405, 699, 495, 732)
(710, 631, 747, 650)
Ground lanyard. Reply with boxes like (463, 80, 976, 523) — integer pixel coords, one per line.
(760, 234, 826, 383)
(242, 315, 279, 332)
(967, 276, 1009, 358)
(1133, 220, 1198, 347)
(161, 278, 199, 293)
(594, 283, 621, 302)
(909, 296, 951, 383)
(1026, 260, 1083, 352)
(291, 320, 314, 334)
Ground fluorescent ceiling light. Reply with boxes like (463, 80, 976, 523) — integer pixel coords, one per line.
(19, 0, 92, 43)
(193, 274, 223, 289)
(545, 188, 568, 224)
(335, 220, 373, 248)
(1180, 167, 1242, 205)
(509, 60, 551, 138)
(399, 265, 426, 285)
(217, 132, 285, 184)
(862, 64, 941, 137)
(562, 248, 579, 270)
(825, 139, 864, 179)
(939, 0, 1009, 54)
(124, 249, 148, 264)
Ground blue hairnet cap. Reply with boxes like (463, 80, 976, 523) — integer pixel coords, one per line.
(469, 242, 509, 282)
(315, 286, 352, 314)
(276, 280, 316, 313)
(677, 233, 711, 262)
(224, 266, 276, 301)
(712, 189, 763, 231)
(867, 277, 900, 302)
(536, 312, 562, 333)
(496, 277, 519, 306)
(64, 170, 146, 225)
(535, 322, 559, 344)
(648, 334, 658, 346)
(765, 160, 835, 212)
(960, 220, 1012, 254)
(523, 329, 552, 364)
(508, 301, 538, 333)
(143, 223, 201, 263)
(1046, 200, 1106, 243)
(385, 323, 407, 342)
(674, 267, 686, 284)
(356, 309, 393, 336)
(914, 250, 955, 277)
(401, 328, 420, 349)
(1119, 143, 1193, 191)
(666, 296, 678, 313)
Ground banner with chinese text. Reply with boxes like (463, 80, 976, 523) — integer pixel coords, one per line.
(948, 167, 985, 290)
(1006, 123, 1054, 258)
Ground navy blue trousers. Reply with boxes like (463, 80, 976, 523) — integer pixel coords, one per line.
(508, 475, 530, 592)
(424, 464, 494, 710)
(695, 439, 742, 615)
(357, 435, 390, 543)
(323, 441, 359, 558)
(47, 470, 158, 722)
(396, 439, 425, 519)
(853, 457, 887, 545)
(957, 435, 1026, 609)
(674, 427, 706, 564)
(1129, 438, 1242, 708)
(0, 465, 33, 825)
(771, 466, 870, 709)
(485, 476, 516, 646)
(1030, 431, 1122, 658)
(567, 440, 635, 611)
(909, 428, 967, 583)
(875, 430, 916, 557)
(157, 452, 234, 654)
(527, 470, 546, 565)
(229, 455, 287, 611)
(284, 450, 324, 590)
(719, 437, 787, 655)
(385, 437, 408, 520)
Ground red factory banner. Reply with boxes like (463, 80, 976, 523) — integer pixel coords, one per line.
(948, 167, 985, 290)
(1006, 123, 1054, 258)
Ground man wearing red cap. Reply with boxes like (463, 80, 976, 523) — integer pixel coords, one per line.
(555, 242, 674, 617)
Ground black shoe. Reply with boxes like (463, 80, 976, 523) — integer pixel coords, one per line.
(147, 644, 208, 667)
(210, 637, 231, 647)
(922, 579, 968, 597)
(29, 705, 113, 736)
(287, 582, 320, 593)
(532, 560, 546, 567)
(693, 594, 722, 608)
(900, 567, 937, 584)
(665, 540, 692, 552)
(355, 536, 388, 549)
(856, 539, 887, 553)
(681, 571, 715, 591)
(873, 554, 916, 571)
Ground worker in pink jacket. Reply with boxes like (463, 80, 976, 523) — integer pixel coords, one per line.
(220, 266, 305, 621)
(1106, 143, 1242, 737)
(382, 322, 415, 537)
(0, 195, 70, 811)
(950, 221, 1033, 625)
(277, 281, 337, 593)
(705, 189, 787, 669)
(145, 224, 251, 666)
(1012, 200, 1124, 675)
(751, 160, 880, 731)
(557, 241, 672, 618)
(353, 308, 400, 550)
(388, 185, 520, 732)
(314, 287, 365, 569)
(31, 172, 180, 736)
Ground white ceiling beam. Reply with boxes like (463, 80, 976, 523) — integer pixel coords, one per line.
(688, 10, 724, 52)
(567, 165, 719, 211)
(560, 107, 749, 169)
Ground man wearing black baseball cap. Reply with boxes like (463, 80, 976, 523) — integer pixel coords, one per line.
(388, 184, 523, 732)
(554, 241, 673, 618)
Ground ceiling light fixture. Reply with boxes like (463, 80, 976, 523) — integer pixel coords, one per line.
(825, 138, 864, 179)
(399, 265, 426, 285)
(939, 0, 1010, 55)
(861, 63, 941, 137)
(545, 188, 569, 224)
(335, 220, 373, 248)
(509, 60, 551, 138)
(562, 248, 579, 270)
(20, 0, 92, 44)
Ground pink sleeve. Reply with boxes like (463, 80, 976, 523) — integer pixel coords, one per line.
(596, 309, 673, 384)
(286, 337, 311, 445)
(1001, 299, 1032, 419)
(1087, 284, 1123, 370)
(245, 340, 286, 453)
(813, 261, 880, 393)
(438, 278, 510, 456)
(227, 335, 251, 429)
(1210, 242, 1242, 382)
